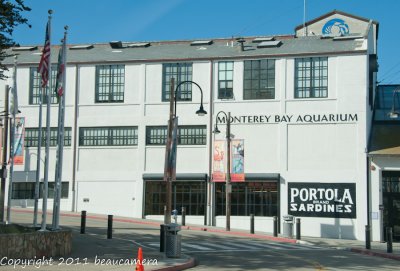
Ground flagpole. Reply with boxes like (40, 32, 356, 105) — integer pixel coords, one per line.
(33, 85, 43, 227)
(6, 55, 18, 223)
(41, 10, 53, 231)
(52, 26, 68, 230)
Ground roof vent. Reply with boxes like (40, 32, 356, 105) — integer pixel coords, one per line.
(257, 40, 282, 48)
(236, 38, 245, 51)
(12, 46, 38, 51)
(252, 37, 275, 43)
(127, 42, 151, 48)
(109, 41, 123, 49)
(70, 44, 94, 50)
(190, 40, 213, 46)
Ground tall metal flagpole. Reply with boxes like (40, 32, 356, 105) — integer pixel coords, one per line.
(52, 26, 68, 230)
(6, 55, 18, 223)
(33, 82, 43, 227)
(41, 10, 53, 231)
(0, 85, 9, 223)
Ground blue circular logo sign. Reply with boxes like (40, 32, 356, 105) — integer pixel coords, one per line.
(322, 19, 349, 36)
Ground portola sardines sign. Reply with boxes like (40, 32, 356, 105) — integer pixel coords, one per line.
(288, 183, 356, 218)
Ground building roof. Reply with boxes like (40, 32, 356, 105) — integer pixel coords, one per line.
(5, 35, 367, 66)
(369, 123, 400, 156)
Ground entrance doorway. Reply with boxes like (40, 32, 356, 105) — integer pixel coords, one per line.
(382, 171, 400, 242)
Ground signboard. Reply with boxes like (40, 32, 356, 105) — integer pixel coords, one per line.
(288, 182, 356, 218)
(212, 140, 226, 182)
(231, 139, 244, 181)
(13, 117, 25, 165)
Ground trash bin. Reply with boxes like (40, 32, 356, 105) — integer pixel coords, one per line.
(282, 215, 294, 238)
(165, 223, 181, 258)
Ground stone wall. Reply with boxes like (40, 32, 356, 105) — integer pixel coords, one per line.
(0, 230, 72, 258)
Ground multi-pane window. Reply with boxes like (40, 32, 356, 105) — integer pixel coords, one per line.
(25, 127, 72, 147)
(12, 182, 69, 199)
(29, 67, 58, 104)
(146, 125, 206, 145)
(95, 65, 125, 103)
(145, 181, 206, 215)
(218, 61, 234, 99)
(79, 127, 138, 146)
(162, 63, 192, 101)
(243, 59, 275, 100)
(216, 182, 278, 216)
(295, 57, 328, 98)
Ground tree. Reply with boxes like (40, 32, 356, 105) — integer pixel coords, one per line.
(0, 0, 30, 79)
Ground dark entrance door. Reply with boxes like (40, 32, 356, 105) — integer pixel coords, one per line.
(382, 171, 400, 242)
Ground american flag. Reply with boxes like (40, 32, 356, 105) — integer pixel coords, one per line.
(38, 21, 50, 88)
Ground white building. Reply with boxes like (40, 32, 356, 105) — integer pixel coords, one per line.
(2, 10, 398, 241)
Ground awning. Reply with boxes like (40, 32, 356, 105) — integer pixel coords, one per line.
(244, 173, 280, 181)
(143, 173, 208, 181)
(369, 123, 400, 157)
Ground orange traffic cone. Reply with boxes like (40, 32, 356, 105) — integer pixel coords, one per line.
(135, 247, 144, 271)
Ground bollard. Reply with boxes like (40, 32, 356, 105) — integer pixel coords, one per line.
(387, 227, 393, 253)
(107, 215, 113, 239)
(250, 214, 255, 234)
(296, 218, 301, 240)
(160, 224, 166, 252)
(273, 216, 278, 237)
(181, 207, 186, 226)
(365, 225, 371, 249)
(80, 210, 86, 234)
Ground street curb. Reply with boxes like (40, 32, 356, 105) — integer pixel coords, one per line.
(350, 247, 400, 261)
(153, 257, 196, 271)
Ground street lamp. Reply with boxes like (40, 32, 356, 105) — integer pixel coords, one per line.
(164, 78, 207, 225)
(213, 111, 232, 231)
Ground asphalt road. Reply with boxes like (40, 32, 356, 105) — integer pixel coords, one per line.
(7, 210, 400, 271)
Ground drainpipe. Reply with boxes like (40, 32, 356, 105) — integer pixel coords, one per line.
(207, 60, 214, 226)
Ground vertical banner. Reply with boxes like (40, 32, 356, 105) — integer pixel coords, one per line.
(212, 140, 226, 182)
(231, 139, 245, 181)
(13, 117, 25, 165)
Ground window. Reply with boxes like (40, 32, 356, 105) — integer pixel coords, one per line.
(145, 181, 206, 215)
(162, 63, 192, 101)
(243, 59, 275, 100)
(95, 65, 125, 103)
(218, 61, 234, 99)
(295, 57, 328, 98)
(29, 67, 58, 104)
(12, 182, 69, 199)
(25, 127, 72, 147)
(146, 125, 206, 145)
(79, 127, 138, 146)
(215, 182, 278, 216)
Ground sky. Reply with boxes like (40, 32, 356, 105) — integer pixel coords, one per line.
(10, 0, 400, 83)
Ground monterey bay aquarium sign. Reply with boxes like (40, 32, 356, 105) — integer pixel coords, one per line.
(288, 183, 357, 218)
(216, 113, 358, 124)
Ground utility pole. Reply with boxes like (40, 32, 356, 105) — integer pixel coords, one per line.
(226, 112, 231, 231)
(0, 85, 9, 223)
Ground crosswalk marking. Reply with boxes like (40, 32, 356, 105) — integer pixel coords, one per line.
(144, 241, 326, 252)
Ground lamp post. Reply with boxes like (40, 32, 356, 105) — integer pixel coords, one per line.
(213, 111, 232, 231)
(164, 78, 207, 225)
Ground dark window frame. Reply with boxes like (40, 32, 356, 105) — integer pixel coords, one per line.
(95, 64, 125, 103)
(295, 57, 328, 98)
(146, 125, 207, 145)
(25, 127, 72, 147)
(162, 63, 193, 102)
(12, 182, 69, 199)
(243, 59, 275, 100)
(79, 126, 138, 146)
(29, 67, 58, 105)
(218, 61, 234, 99)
